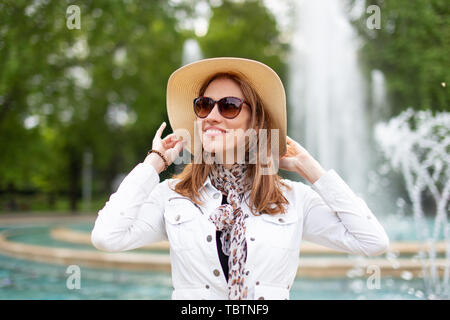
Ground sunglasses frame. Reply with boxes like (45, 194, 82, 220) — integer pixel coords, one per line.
(193, 96, 250, 119)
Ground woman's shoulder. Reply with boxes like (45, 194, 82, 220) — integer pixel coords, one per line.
(157, 176, 182, 194)
(279, 177, 314, 200)
(280, 176, 308, 190)
(278, 177, 324, 216)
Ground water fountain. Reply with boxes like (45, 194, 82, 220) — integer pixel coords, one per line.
(181, 38, 203, 65)
(286, 0, 449, 299)
(287, 0, 372, 194)
(375, 109, 450, 299)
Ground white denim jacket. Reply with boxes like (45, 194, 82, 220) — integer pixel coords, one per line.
(91, 162, 389, 300)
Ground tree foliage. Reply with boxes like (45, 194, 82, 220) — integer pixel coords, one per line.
(198, 0, 288, 84)
(351, 0, 449, 115)
(0, 0, 185, 210)
(0, 0, 287, 212)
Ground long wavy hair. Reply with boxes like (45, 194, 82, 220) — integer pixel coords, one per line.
(170, 71, 291, 215)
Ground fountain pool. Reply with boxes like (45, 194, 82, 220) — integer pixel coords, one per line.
(0, 217, 440, 300)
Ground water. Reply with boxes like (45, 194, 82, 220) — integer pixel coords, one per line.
(370, 69, 389, 120)
(0, 253, 424, 300)
(0, 223, 166, 254)
(2, 217, 441, 250)
(0, 220, 439, 299)
(181, 38, 203, 65)
(375, 109, 450, 298)
(0, 254, 173, 300)
(288, 0, 371, 194)
(285, 0, 449, 299)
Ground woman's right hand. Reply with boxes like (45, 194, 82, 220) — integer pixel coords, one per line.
(144, 122, 186, 173)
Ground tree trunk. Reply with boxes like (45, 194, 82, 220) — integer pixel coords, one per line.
(69, 153, 81, 214)
(47, 191, 56, 210)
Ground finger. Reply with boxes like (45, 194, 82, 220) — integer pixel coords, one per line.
(286, 135, 295, 143)
(162, 140, 170, 149)
(168, 140, 185, 161)
(286, 136, 302, 149)
(155, 122, 166, 141)
(162, 133, 177, 142)
(165, 136, 183, 148)
(166, 139, 179, 149)
(161, 135, 173, 148)
(175, 139, 185, 153)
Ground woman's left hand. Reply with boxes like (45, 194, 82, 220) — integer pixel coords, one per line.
(279, 136, 326, 184)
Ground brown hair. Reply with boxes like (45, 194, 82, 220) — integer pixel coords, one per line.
(170, 72, 291, 215)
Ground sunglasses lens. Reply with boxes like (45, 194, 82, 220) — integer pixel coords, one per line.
(194, 97, 214, 118)
(218, 97, 243, 119)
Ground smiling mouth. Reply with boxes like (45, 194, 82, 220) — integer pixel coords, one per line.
(203, 129, 227, 136)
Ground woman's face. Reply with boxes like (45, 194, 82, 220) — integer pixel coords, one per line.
(196, 77, 252, 163)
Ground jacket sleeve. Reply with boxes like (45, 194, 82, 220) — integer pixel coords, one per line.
(91, 162, 167, 252)
(300, 169, 390, 256)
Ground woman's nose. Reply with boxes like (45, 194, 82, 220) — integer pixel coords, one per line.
(205, 102, 222, 121)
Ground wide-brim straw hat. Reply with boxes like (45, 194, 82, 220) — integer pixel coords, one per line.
(166, 57, 287, 157)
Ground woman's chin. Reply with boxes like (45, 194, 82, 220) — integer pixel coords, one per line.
(202, 143, 223, 154)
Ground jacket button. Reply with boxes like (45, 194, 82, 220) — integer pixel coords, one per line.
(206, 235, 212, 242)
(213, 269, 220, 277)
(256, 281, 260, 285)
(213, 193, 220, 199)
(205, 284, 210, 289)
(278, 218, 285, 223)
(250, 237, 255, 241)
(175, 215, 181, 221)
(258, 296, 265, 300)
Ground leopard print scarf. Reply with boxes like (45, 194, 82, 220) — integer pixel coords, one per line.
(208, 163, 252, 300)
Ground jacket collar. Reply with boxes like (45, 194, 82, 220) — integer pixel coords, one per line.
(202, 174, 252, 200)
(202, 175, 214, 190)
(203, 175, 211, 187)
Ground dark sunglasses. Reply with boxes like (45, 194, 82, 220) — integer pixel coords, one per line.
(193, 96, 250, 119)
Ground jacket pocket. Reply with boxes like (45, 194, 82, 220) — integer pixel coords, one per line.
(261, 212, 298, 225)
(254, 284, 290, 300)
(171, 287, 211, 300)
(258, 213, 299, 250)
(164, 201, 197, 251)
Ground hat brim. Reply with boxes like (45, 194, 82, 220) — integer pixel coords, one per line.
(166, 57, 287, 158)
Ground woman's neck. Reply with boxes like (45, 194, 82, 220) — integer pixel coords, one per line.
(210, 150, 247, 169)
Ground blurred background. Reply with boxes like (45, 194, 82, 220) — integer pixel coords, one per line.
(0, 0, 448, 300)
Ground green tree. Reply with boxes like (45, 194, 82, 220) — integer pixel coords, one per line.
(198, 0, 289, 84)
(0, 0, 288, 213)
(351, 0, 449, 115)
(0, 0, 185, 212)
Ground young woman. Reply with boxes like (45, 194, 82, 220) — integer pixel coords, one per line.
(91, 57, 389, 300)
